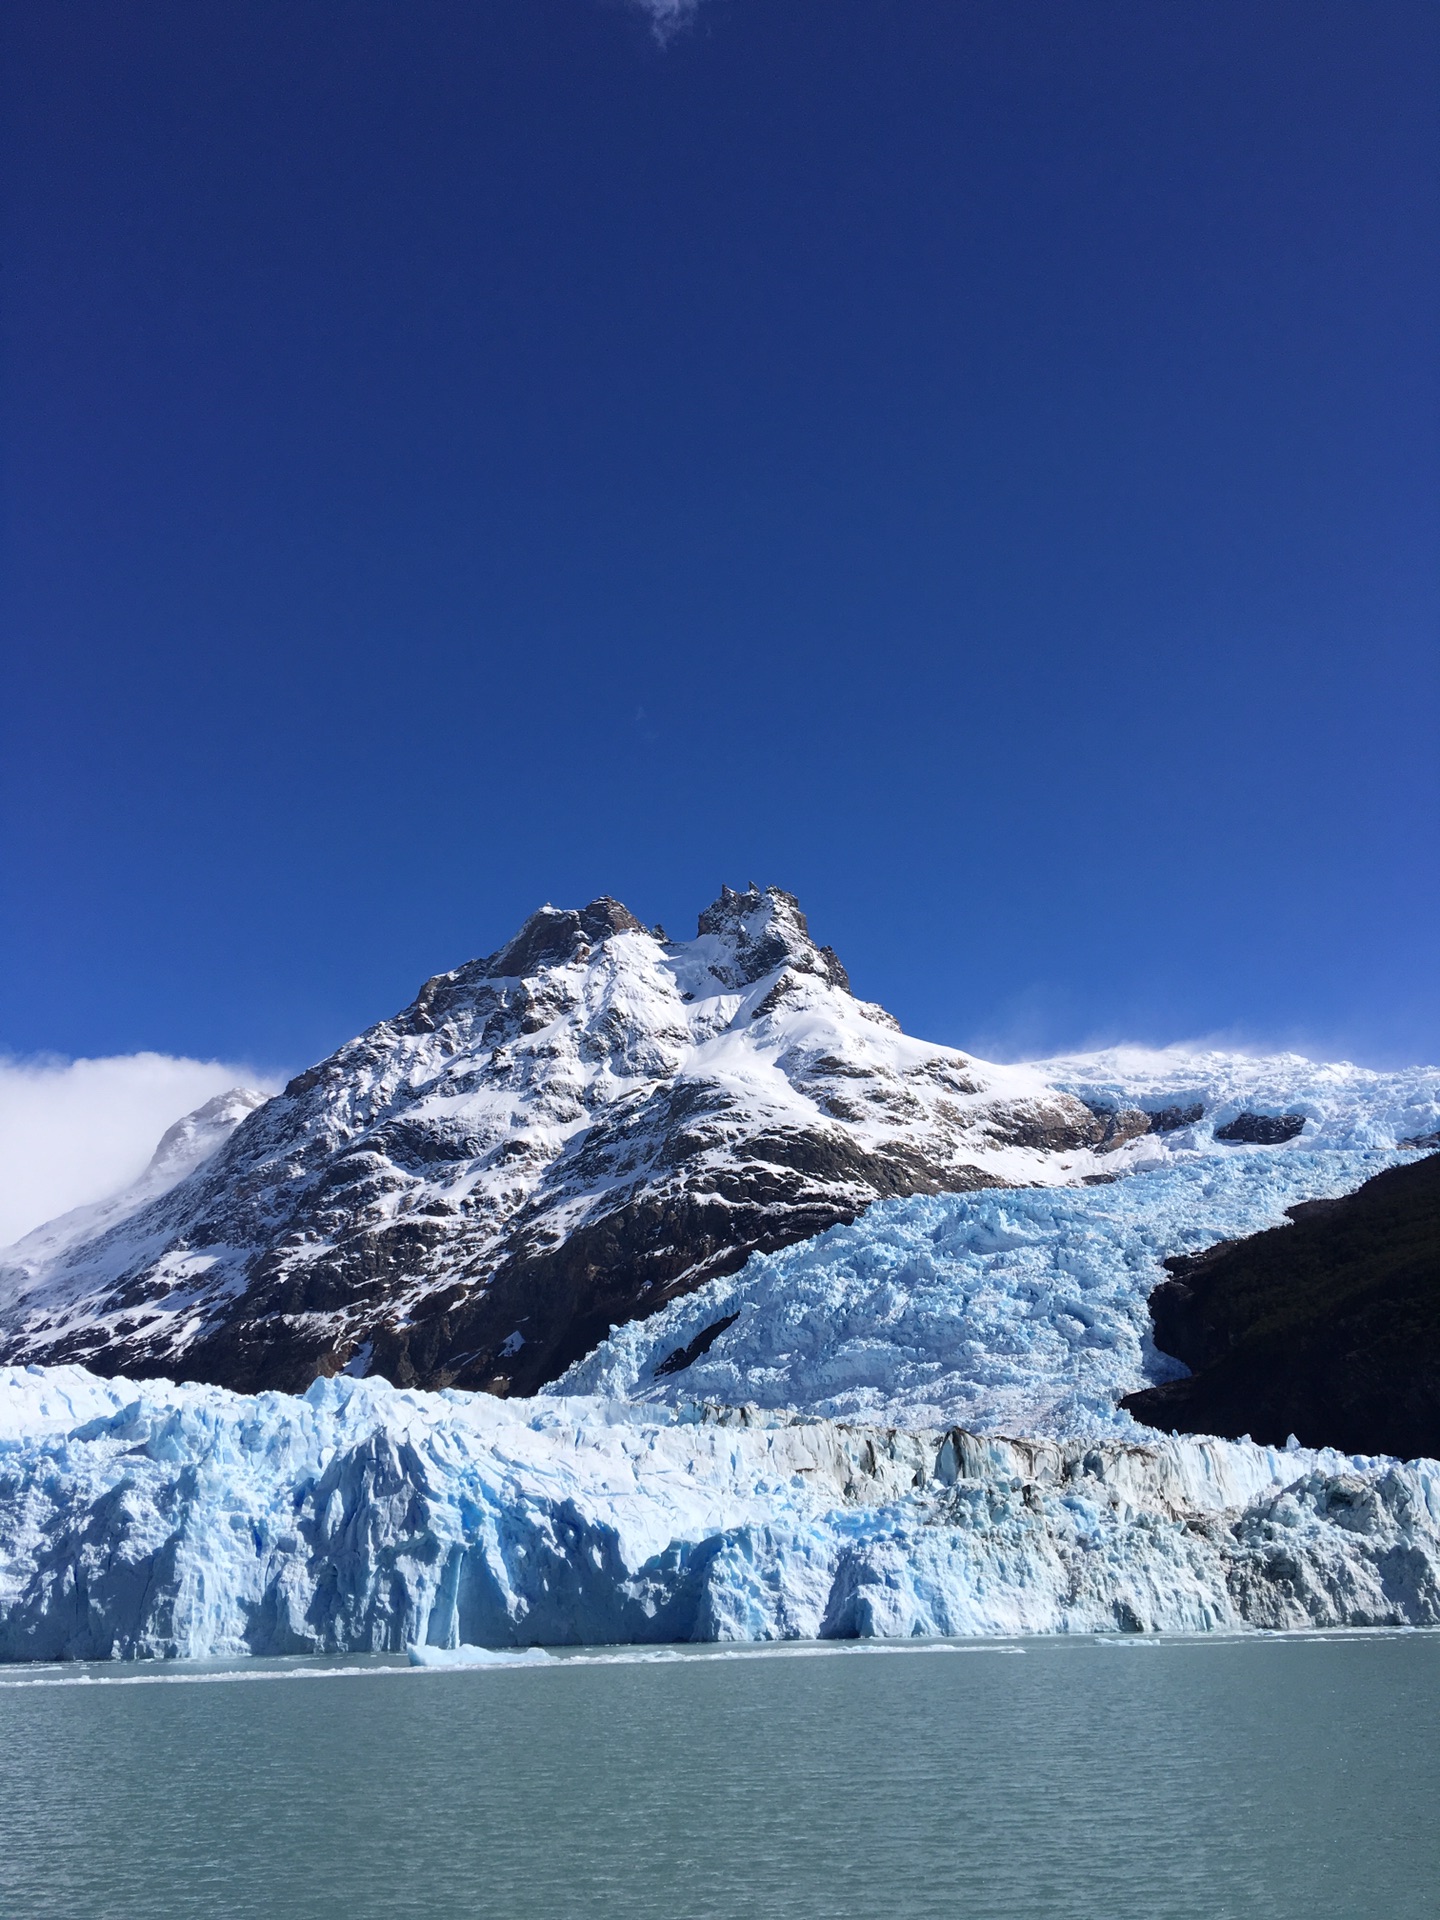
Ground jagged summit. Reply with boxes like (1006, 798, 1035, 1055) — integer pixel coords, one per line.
(690, 884, 851, 992)
(376, 887, 842, 1050)
(483, 895, 647, 982)
(0, 886, 1136, 1398)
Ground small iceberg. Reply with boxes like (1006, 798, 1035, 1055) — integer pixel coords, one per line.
(407, 1644, 553, 1670)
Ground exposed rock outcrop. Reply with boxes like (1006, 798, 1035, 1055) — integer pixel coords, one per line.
(1124, 1153, 1440, 1458)
(1214, 1111, 1307, 1145)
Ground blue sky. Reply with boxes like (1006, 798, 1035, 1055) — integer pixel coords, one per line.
(3, 0, 1437, 1078)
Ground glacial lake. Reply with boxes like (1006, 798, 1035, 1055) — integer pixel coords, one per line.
(1, 1633, 1436, 1919)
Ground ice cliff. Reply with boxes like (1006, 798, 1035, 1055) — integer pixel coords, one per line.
(2, 1363, 1438, 1661)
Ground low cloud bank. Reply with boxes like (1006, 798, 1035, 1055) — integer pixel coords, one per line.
(0, 1054, 281, 1248)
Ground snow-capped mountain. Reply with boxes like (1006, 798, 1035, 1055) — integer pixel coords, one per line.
(0, 1087, 269, 1269)
(0, 887, 1116, 1396)
(4, 885, 1435, 1407)
(1, 935, 1436, 1666)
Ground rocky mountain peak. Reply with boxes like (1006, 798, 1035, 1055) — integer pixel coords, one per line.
(692, 884, 851, 993)
(487, 896, 648, 980)
(0, 881, 1118, 1400)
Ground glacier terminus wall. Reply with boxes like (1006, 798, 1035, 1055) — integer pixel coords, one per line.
(2, 1366, 1437, 1662)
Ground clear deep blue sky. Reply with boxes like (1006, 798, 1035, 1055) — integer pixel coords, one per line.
(3, 0, 1437, 1074)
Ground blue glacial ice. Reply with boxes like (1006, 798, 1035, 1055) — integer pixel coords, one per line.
(2, 1077, 1437, 1661)
(2, 1361, 1438, 1660)
(557, 1149, 1411, 1433)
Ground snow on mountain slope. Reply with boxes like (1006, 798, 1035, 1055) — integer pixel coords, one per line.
(556, 1149, 1415, 1432)
(3, 888, 1435, 1411)
(1, 1089, 270, 1267)
(1028, 1046, 1440, 1151)
(0, 888, 1116, 1398)
(2, 1365, 1437, 1660)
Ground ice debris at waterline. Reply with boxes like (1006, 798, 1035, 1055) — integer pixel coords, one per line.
(408, 1643, 552, 1669)
(1, 1365, 1438, 1662)
(558, 1150, 1413, 1432)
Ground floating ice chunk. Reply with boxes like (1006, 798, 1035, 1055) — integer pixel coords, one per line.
(408, 1644, 552, 1669)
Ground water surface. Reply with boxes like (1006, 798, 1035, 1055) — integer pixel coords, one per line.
(1, 1633, 1435, 1919)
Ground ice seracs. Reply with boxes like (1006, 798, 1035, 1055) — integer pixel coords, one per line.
(1, 1364, 1437, 1661)
(1028, 1044, 1440, 1153)
(555, 1148, 1415, 1433)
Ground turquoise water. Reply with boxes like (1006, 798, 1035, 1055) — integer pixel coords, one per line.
(1, 1634, 1436, 1919)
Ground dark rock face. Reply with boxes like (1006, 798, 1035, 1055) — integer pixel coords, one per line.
(489, 899, 646, 982)
(1093, 1108, 1153, 1154)
(1214, 1112, 1307, 1145)
(0, 884, 1106, 1398)
(1123, 1154, 1440, 1459)
(1080, 1101, 1205, 1150)
(654, 1312, 743, 1378)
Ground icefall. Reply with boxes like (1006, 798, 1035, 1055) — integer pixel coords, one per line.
(557, 1149, 1410, 1433)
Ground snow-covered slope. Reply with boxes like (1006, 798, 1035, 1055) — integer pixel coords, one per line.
(0, 888, 1123, 1397)
(1027, 1045, 1440, 1152)
(2, 1365, 1436, 1660)
(0, 1088, 269, 1267)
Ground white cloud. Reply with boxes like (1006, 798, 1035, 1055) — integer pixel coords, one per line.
(627, 0, 703, 43)
(0, 1054, 282, 1248)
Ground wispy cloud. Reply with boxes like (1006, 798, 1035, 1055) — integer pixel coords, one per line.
(0, 1053, 282, 1248)
(626, 0, 703, 44)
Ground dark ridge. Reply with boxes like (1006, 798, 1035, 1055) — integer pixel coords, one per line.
(489, 898, 645, 979)
(1079, 1101, 1205, 1148)
(1123, 1154, 1440, 1459)
(1213, 1111, 1307, 1145)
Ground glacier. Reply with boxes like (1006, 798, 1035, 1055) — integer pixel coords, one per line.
(2, 1362, 1438, 1661)
(1, 1039, 1437, 1662)
(556, 1148, 1412, 1433)
(1028, 1043, 1440, 1152)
